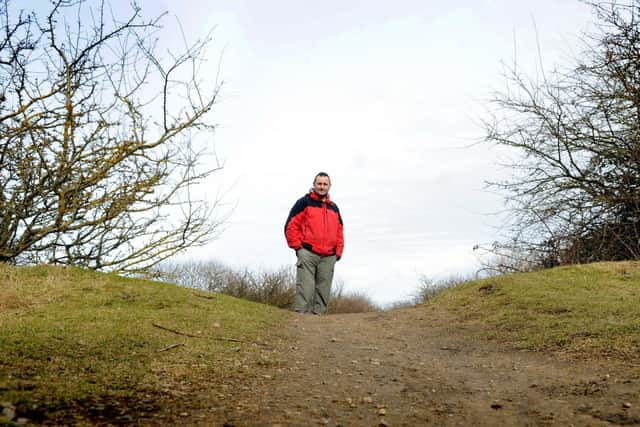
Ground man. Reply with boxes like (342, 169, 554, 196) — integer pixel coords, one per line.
(284, 172, 344, 314)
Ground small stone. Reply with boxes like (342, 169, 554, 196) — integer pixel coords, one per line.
(623, 402, 632, 409)
(1, 404, 16, 421)
(491, 402, 502, 410)
(379, 420, 390, 426)
(330, 337, 338, 342)
(180, 412, 189, 417)
(377, 408, 387, 416)
(363, 396, 374, 404)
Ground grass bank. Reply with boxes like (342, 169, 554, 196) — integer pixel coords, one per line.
(0, 264, 289, 425)
(431, 261, 640, 357)
(2, 261, 639, 424)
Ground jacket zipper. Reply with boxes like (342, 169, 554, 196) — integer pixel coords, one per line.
(322, 202, 328, 254)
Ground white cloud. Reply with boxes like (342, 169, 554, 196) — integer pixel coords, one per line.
(119, 0, 594, 305)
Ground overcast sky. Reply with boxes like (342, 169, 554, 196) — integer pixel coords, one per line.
(119, 0, 595, 305)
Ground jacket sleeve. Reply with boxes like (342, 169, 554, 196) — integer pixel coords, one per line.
(284, 198, 306, 250)
(336, 210, 344, 260)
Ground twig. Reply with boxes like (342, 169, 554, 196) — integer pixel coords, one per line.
(193, 292, 215, 300)
(212, 337, 244, 343)
(157, 343, 185, 352)
(152, 322, 201, 338)
(152, 322, 256, 345)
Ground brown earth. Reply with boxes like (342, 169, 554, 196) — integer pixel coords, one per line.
(151, 305, 640, 426)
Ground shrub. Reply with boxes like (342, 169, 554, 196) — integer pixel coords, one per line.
(413, 274, 472, 304)
(159, 261, 379, 313)
(158, 261, 296, 309)
(328, 292, 379, 313)
(327, 280, 379, 313)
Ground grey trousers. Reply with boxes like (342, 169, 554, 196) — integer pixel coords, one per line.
(294, 248, 336, 314)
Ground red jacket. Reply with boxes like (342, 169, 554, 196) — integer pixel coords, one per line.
(284, 191, 344, 259)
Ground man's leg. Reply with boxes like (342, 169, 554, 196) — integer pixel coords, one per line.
(294, 248, 319, 313)
(312, 255, 336, 314)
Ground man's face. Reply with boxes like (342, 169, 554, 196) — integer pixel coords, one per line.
(313, 176, 331, 197)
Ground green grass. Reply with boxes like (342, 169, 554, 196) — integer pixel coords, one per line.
(2, 260, 640, 423)
(0, 264, 289, 424)
(430, 261, 640, 355)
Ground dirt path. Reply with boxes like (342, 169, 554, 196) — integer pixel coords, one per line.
(211, 305, 639, 426)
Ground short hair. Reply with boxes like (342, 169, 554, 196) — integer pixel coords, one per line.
(314, 172, 331, 184)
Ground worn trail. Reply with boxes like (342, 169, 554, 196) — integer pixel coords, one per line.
(213, 306, 639, 426)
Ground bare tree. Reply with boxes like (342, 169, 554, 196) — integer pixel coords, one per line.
(0, 0, 225, 274)
(482, 1, 640, 272)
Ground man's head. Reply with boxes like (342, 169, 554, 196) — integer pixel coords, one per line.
(313, 172, 331, 199)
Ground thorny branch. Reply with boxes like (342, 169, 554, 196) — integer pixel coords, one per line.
(0, 0, 227, 274)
